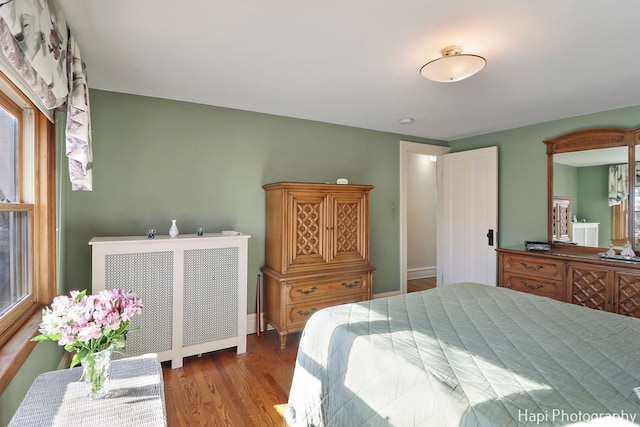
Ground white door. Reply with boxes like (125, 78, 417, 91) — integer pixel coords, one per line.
(437, 146, 498, 286)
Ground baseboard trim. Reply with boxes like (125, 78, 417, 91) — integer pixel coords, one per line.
(247, 313, 273, 334)
(246, 313, 259, 334)
(373, 290, 401, 299)
(407, 267, 436, 280)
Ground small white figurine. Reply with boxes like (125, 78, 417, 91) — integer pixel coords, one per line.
(621, 240, 636, 258)
(606, 244, 616, 257)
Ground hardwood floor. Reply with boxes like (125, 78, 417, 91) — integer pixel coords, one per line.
(162, 281, 435, 426)
(407, 277, 436, 292)
(162, 330, 300, 427)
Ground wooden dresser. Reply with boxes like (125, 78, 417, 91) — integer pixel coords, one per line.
(261, 182, 375, 349)
(498, 247, 640, 317)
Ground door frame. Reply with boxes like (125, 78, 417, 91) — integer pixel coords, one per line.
(399, 141, 450, 294)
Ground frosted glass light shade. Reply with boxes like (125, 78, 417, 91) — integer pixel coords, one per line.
(420, 46, 486, 83)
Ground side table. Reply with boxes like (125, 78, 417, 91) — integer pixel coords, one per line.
(9, 353, 167, 427)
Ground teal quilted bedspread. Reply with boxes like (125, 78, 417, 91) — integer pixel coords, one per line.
(285, 283, 640, 426)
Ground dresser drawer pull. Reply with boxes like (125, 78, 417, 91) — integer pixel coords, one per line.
(296, 308, 318, 317)
(520, 262, 545, 271)
(341, 280, 360, 289)
(295, 287, 317, 295)
(521, 280, 543, 290)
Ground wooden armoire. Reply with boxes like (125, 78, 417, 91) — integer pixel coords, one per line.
(551, 197, 572, 242)
(261, 182, 375, 349)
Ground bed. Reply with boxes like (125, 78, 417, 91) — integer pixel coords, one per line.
(284, 283, 640, 426)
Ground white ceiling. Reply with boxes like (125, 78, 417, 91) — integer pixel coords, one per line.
(56, 0, 640, 141)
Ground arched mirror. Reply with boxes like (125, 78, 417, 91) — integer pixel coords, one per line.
(545, 126, 640, 250)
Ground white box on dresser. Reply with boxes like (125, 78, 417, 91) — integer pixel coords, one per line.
(571, 222, 599, 247)
(89, 233, 250, 368)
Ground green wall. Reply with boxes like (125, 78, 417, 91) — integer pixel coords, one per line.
(450, 104, 640, 248)
(63, 89, 443, 300)
(553, 163, 577, 202)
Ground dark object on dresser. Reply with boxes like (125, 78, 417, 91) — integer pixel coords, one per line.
(524, 240, 550, 252)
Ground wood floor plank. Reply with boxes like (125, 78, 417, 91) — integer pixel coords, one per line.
(217, 352, 284, 426)
(408, 277, 436, 293)
(162, 331, 299, 426)
(190, 358, 236, 426)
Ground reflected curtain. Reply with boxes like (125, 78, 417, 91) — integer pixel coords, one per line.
(0, 0, 92, 191)
(609, 164, 628, 206)
(608, 163, 640, 206)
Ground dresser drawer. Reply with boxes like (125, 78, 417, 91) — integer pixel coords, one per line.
(502, 254, 565, 280)
(285, 294, 369, 330)
(502, 272, 565, 300)
(286, 274, 369, 303)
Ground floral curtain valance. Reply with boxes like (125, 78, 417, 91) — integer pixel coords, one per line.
(66, 32, 91, 191)
(0, 0, 92, 191)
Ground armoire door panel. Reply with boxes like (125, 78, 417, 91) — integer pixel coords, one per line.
(331, 192, 368, 265)
(286, 191, 330, 270)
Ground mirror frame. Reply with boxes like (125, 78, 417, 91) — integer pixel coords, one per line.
(544, 126, 640, 250)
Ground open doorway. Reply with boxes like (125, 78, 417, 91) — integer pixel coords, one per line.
(399, 141, 450, 294)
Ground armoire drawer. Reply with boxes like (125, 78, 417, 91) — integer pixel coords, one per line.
(502, 254, 565, 280)
(285, 294, 369, 330)
(286, 274, 369, 303)
(502, 272, 565, 300)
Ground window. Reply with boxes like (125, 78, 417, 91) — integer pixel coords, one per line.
(612, 188, 640, 247)
(0, 70, 55, 392)
(612, 200, 627, 247)
(0, 91, 32, 326)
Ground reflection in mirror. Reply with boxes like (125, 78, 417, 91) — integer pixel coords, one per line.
(553, 146, 628, 248)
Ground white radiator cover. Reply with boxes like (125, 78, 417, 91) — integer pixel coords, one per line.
(90, 233, 250, 369)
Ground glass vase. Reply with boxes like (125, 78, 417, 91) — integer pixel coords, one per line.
(81, 347, 113, 398)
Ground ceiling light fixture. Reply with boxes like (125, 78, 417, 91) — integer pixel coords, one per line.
(399, 117, 414, 125)
(420, 45, 486, 83)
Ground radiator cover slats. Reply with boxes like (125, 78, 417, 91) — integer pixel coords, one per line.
(90, 233, 250, 368)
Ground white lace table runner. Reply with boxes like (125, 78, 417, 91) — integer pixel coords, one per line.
(9, 353, 167, 427)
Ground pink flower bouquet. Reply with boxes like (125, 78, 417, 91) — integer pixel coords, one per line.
(32, 289, 143, 367)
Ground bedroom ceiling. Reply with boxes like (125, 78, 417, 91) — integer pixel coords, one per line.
(56, 0, 640, 141)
